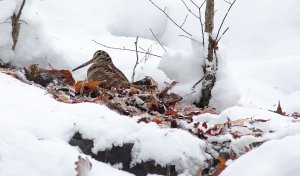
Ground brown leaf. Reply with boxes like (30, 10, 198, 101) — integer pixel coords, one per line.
(152, 116, 163, 124)
(48, 69, 75, 86)
(158, 81, 178, 98)
(75, 156, 92, 176)
(145, 95, 159, 111)
(213, 153, 229, 176)
(271, 101, 287, 116)
(165, 109, 175, 116)
(75, 80, 106, 93)
(202, 122, 208, 129)
(194, 122, 200, 128)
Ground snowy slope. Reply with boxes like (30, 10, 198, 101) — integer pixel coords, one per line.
(1, 0, 300, 175)
(0, 72, 207, 175)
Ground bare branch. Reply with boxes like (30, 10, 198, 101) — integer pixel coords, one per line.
(198, 5, 205, 46)
(190, 0, 206, 9)
(92, 40, 163, 58)
(192, 75, 205, 89)
(223, 0, 232, 5)
(148, 0, 192, 36)
(186, 0, 206, 47)
(215, 0, 237, 40)
(132, 36, 139, 82)
(216, 26, 229, 43)
(178, 34, 202, 45)
(180, 14, 189, 27)
(180, 0, 200, 19)
(150, 28, 167, 52)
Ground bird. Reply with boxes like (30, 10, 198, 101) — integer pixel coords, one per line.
(72, 50, 130, 89)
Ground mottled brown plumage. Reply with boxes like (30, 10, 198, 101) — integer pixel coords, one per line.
(72, 50, 129, 89)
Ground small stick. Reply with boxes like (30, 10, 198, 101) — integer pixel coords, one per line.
(192, 75, 205, 89)
(216, 27, 229, 43)
(180, 14, 189, 27)
(188, 0, 206, 47)
(178, 34, 202, 44)
(92, 40, 162, 58)
(150, 28, 167, 52)
(132, 36, 139, 82)
(180, 0, 200, 19)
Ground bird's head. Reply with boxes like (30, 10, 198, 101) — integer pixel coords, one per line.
(72, 50, 112, 72)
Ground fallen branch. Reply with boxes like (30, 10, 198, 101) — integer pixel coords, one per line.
(92, 40, 162, 58)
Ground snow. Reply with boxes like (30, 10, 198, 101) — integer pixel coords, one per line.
(0, 0, 300, 175)
(221, 134, 300, 176)
(0, 72, 206, 175)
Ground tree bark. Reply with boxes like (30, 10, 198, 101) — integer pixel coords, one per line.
(197, 0, 217, 108)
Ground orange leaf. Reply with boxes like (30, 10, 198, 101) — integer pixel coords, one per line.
(213, 154, 229, 176)
(48, 69, 75, 86)
(152, 117, 163, 124)
(165, 109, 175, 116)
(75, 80, 106, 93)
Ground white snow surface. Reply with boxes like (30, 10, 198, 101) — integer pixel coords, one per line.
(1, 0, 300, 175)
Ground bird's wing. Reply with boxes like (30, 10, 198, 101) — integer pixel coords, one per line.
(88, 63, 128, 82)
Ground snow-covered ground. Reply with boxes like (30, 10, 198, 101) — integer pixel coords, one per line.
(1, 0, 300, 175)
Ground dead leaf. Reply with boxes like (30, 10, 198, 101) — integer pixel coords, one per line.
(75, 80, 106, 93)
(158, 81, 178, 98)
(271, 101, 287, 116)
(213, 153, 229, 176)
(75, 156, 92, 176)
(152, 116, 163, 124)
(48, 69, 75, 86)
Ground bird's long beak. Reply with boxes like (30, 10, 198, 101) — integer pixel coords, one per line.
(72, 58, 94, 72)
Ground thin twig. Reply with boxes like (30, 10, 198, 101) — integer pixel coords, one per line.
(192, 75, 205, 89)
(180, 14, 189, 27)
(178, 34, 202, 45)
(0, 58, 4, 65)
(190, 0, 206, 9)
(180, 0, 200, 19)
(223, 0, 232, 5)
(215, 0, 237, 40)
(48, 63, 54, 69)
(182, 90, 196, 98)
(92, 40, 162, 58)
(198, 5, 204, 46)
(189, 0, 206, 47)
(216, 26, 229, 43)
(148, 0, 192, 36)
(132, 36, 139, 82)
(150, 28, 167, 52)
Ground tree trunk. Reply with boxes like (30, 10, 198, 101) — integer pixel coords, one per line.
(197, 0, 217, 108)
